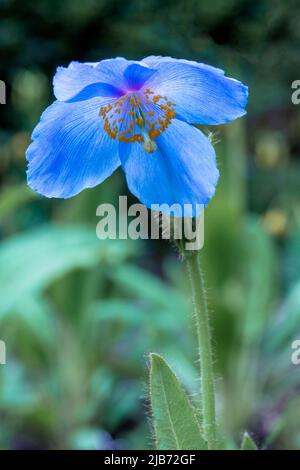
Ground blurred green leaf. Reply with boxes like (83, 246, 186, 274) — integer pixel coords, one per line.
(0, 362, 38, 411)
(149, 353, 207, 450)
(70, 427, 114, 450)
(241, 432, 258, 450)
(90, 298, 185, 333)
(13, 294, 57, 348)
(0, 225, 133, 317)
(0, 184, 37, 221)
(266, 281, 300, 352)
(241, 216, 277, 342)
(110, 264, 186, 317)
(91, 299, 146, 325)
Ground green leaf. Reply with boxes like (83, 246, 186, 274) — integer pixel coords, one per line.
(149, 353, 207, 450)
(14, 294, 57, 347)
(110, 264, 186, 314)
(91, 299, 146, 325)
(241, 432, 258, 450)
(70, 427, 113, 450)
(0, 184, 37, 221)
(242, 217, 277, 342)
(0, 225, 133, 318)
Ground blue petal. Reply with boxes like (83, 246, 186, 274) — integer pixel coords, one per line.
(54, 58, 156, 102)
(142, 57, 248, 125)
(142, 55, 226, 76)
(53, 61, 125, 102)
(26, 98, 120, 198)
(120, 119, 219, 217)
(123, 63, 157, 90)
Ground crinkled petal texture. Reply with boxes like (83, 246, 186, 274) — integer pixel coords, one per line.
(142, 56, 248, 125)
(120, 119, 219, 217)
(53, 58, 157, 102)
(27, 56, 247, 208)
(26, 98, 120, 198)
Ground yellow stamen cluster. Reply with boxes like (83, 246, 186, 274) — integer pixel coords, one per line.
(99, 89, 176, 152)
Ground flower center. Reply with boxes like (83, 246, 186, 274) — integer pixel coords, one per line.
(99, 89, 176, 154)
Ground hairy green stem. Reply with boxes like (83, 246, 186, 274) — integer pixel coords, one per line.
(185, 251, 217, 449)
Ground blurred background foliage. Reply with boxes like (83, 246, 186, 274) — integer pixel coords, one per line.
(0, 0, 300, 450)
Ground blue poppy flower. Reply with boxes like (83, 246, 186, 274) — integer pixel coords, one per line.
(26, 56, 248, 215)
